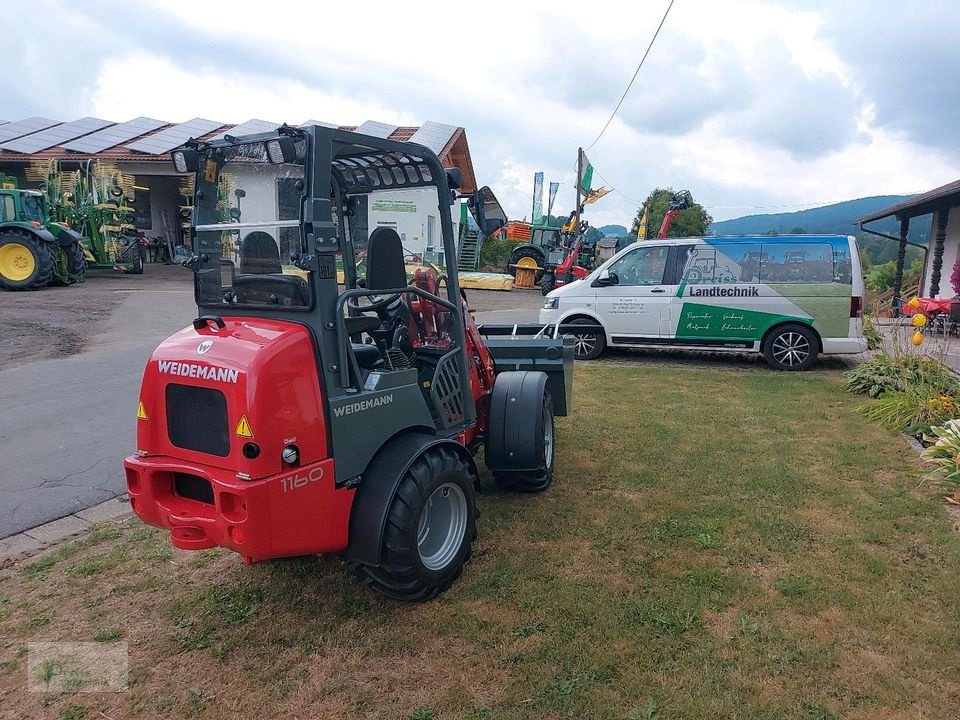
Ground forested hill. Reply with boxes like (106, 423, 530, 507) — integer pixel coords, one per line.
(709, 195, 927, 243)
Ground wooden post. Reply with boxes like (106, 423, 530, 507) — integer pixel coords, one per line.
(928, 205, 949, 297)
(892, 215, 909, 314)
(574, 148, 582, 230)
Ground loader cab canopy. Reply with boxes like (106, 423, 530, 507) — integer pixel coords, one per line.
(186, 126, 461, 314)
(191, 138, 312, 309)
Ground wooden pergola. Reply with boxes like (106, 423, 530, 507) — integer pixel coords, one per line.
(859, 179, 960, 312)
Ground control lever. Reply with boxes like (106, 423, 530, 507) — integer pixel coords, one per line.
(181, 254, 211, 273)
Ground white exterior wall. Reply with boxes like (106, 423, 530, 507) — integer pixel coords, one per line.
(367, 187, 461, 265)
(922, 206, 960, 298)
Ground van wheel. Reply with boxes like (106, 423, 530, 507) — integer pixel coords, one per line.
(565, 318, 605, 360)
(763, 324, 817, 371)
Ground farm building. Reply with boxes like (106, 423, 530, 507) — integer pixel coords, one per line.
(0, 116, 478, 265)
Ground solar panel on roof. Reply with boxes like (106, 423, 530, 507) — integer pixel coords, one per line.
(408, 121, 458, 155)
(125, 118, 223, 154)
(0, 117, 60, 144)
(301, 119, 339, 128)
(209, 119, 280, 142)
(355, 120, 399, 139)
(63, 117, 166, 153)
(1, 117, 113, 153)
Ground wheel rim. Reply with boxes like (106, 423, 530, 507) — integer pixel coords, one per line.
(417, 482, 468, 571)
(771, 331, 810, 366)
(0, 243, 36, 282)
(516, 256, 539, 269)
(543, 403, 554, 468)
(570, 332, 596, 358)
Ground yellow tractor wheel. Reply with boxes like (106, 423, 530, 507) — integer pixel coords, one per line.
(0, 230, 55, 290)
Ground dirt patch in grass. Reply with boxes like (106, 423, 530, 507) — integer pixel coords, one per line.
(1, 365, 959, 718)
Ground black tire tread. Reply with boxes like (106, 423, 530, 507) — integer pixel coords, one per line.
(0, 229, 55, 291)
(507, 246, 545, 282)
(762, 323, 818, 371)
(495, 392, 555, 493)
(567, 317, 606, 360)
(349, 446, 477, 602)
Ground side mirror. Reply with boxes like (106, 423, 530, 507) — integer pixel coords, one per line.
(595, 269, 619, 286)
(445, 167, 464, 190)
(229, 207, 241, 220)
(468, 186, 507, 235)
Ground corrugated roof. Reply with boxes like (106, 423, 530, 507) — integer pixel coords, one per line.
(859, 179, 960, 223)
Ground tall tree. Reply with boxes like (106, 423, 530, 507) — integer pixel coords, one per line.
(630, 187, 712, 239)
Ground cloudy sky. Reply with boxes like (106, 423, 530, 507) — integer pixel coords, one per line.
(4, 0, 959, 225)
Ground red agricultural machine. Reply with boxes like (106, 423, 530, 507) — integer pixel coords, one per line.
(124, 125, 573, 601)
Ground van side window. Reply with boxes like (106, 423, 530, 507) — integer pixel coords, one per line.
(679, 246, 716, 283)
(608, 245, 669, 286)
(0, 195, 13, 222)
(760, 242, 834, 283)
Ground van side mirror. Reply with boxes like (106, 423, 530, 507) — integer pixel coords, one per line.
(595, 269, 619, 287)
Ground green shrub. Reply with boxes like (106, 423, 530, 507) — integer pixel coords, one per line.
(478, 237, 516, 271)
(862, 315, 883, 351)
(845, 353, 958, 398)
(921, 419, 960, 490)
(857, 388, 959, 431)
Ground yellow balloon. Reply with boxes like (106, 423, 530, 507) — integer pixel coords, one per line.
(912, 330, 924, 346)
(912, 313, 927, 327)
(907, 296, 920, 309)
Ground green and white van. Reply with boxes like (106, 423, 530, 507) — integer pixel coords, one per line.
(539, 235, 866, 370)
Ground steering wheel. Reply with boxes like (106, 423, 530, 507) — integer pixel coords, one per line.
(347, 293, 402, 313)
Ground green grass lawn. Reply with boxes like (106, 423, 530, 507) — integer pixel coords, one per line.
(2, 363, 959, 719)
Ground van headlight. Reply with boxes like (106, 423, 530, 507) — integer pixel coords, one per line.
(543, 297, 559, 310)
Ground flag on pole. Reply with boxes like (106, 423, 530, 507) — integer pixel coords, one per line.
(577, 149, 610, 207)
(532, 172, 544, 224)
(581, 187, 612, 206)
(636, 203, 649, 240)
(547, 181, 559, 218)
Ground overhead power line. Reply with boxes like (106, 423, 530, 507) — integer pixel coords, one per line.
(585, 0, 676, 152)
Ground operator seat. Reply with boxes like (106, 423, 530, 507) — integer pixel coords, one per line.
(365, 227, 406, 290)
(238, 231, 282, 274)
(348, 228, 409, 371)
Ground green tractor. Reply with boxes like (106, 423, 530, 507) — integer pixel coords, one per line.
(0, 173, 87, 291)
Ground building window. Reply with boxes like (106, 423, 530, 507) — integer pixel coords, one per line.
(427, 215, 437, 250)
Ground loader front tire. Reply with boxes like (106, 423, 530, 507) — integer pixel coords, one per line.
(350, 446, 477, 602)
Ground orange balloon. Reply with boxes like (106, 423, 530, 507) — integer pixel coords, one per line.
(912, 330, 924, 346)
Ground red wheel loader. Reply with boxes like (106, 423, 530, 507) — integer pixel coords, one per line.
(123, 125, 573, 601)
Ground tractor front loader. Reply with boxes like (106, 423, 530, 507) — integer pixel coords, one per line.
(124, 125, 573, 601)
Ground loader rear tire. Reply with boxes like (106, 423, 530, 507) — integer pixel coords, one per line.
(350, 446, 477, 602)
(0, 230, 54, 291)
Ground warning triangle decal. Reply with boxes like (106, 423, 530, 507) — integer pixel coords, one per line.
(235, 415, 254, 438)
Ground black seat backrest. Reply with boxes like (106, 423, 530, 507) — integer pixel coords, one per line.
(365, 227, 406, 291)
(951, 302, 960, 322)
(239, 231, 281, 274)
